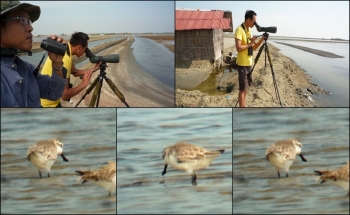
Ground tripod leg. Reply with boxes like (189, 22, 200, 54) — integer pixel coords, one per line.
(103, 76, 130, 107)
(75, 77, 99, 107)
(96, 80, 103, 107)
(251, 44, 265, 74)
(89, 77, 103, 107)
(265, 44, 282, 107)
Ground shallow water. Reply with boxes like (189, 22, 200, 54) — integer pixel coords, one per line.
(269, 40, 349, 107)
(117, 108, 232, 214)
(233, 108, 349, 214)
(190, 67, 237, 95)
(1, 109, 116, 214)
(131, 37, 175, 88)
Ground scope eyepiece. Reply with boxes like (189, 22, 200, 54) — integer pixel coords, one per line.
(254, 22, 277, 33)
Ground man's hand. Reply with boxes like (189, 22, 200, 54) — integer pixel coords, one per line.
(93, 62, 102, 71)
(82, 70, 93, 87)
(47, 35, 67, 67)
(250, 36, 257, 45)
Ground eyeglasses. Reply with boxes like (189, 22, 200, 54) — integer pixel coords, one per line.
(1, 16, 32, 26)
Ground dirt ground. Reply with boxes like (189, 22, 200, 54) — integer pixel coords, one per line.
(176, 42, 331, 107)
(61, 36, 174, 107)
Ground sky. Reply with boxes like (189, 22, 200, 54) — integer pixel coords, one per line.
(176, 1, 349, 40)
(21, 1, 174, 35)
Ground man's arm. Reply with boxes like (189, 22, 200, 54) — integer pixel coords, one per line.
(70, 65, 89, 77)
(71, 62, 101, 77)
(252, 37, 265, 51)
(235, 36, 257, 52)
(37, 67, 67, 101)
(61, 70, 93, 101)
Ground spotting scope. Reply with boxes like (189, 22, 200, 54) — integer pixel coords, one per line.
(85, 48, 119, 63)
(254, 22, 277, 33)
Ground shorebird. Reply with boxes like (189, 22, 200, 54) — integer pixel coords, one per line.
(314, 161, 349, 196)
(162, 142, 225, 184)
(27, 138, 69, 178)
(76, 161, 116, 196)
(266, 138, 307, 178)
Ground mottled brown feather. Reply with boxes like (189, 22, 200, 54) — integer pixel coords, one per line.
(266, 139, 300, 160)
(27, 138, 62, 160)
(314, 162, 349, 182)
(76, 161, 116, 183)
(172, 142, 222, 162)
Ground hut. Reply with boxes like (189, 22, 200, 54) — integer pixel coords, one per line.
(176, 9, 232, 67)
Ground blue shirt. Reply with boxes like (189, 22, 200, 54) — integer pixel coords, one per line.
(1, 56, 67, 107)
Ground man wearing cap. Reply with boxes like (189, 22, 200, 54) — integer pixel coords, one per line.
(1, 1, 67, 107)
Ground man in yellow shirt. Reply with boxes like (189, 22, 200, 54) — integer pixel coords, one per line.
(235, 10, 266, 107)
(40, 32, 101, 107)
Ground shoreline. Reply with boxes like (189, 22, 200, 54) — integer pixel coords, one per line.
(274, 42, 345, 58)
(175, 43, 330, 107)
(138, 35, 174, 53)
(224, 34, 349, 43)
(62, 37, 174, 107)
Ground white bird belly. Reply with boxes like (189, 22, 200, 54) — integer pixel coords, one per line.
(29, 152, 56, 171)
(166, 154, 217, 173)
(268, 152, 294, 171)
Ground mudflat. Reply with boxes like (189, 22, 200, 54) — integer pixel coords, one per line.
(176, 42, 330, 107)
(274, 42, 344, 58)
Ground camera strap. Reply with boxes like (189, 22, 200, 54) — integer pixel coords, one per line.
(0, 48, 32, 56)
(33, 53, 46, 78)
(241, 23, 251, 42)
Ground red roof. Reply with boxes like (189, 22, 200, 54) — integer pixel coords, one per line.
(176, 10, 231, 30)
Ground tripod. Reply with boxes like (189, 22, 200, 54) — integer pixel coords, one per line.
(75, 62, 130, 107)
(234, 33, 282, 107)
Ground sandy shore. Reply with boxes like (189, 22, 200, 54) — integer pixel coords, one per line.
(176, 41, 331, 107)
(61, 37, 174, 107)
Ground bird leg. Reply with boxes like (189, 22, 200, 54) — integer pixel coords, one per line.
(191, 172, 197, 185)
(39, 170, 42, 178)
(286, 172, 289, 177)
(162, 164, 168, 176)
(277, 170, 280, 179)
(48, 171, 50, 178)
(191, 172, 197, 182)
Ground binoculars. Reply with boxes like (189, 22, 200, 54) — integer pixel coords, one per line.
(40, 39, 120, 64)
(41, 38, 67, 56)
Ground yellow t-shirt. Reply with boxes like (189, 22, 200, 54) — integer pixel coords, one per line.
(235, 23, 252, 66)
(40, 43, 73, 107)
